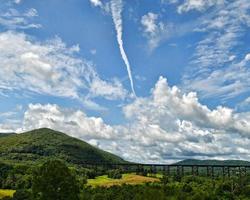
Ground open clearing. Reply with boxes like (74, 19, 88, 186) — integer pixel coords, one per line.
(88, 173, 160, 187)
(0, 189, 15, 199)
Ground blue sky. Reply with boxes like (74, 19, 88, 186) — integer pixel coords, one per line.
(1, 0, 250, 163)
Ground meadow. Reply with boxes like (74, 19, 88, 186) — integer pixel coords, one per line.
(87, 173, 160, 187)
(0, 189, 15, 199)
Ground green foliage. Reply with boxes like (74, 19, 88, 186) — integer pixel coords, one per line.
(32, 160, 80, 200)
(12, 189, 31, 200)
(1, 197, 12, 200)
(0, 128, 125, 165)
(107, 169, 122, 179)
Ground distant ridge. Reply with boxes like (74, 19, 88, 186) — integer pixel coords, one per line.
(175, 159, 250, 166)
(0, 128, 126, 165)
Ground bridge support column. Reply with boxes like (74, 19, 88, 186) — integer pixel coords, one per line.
(222, 166, 225, 179)
(212, 166, 214, 179)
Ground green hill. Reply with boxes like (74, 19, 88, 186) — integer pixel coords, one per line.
(0, 133, 14, 138)
(0, 128, 125, 165)
(175, 159, 250, 166)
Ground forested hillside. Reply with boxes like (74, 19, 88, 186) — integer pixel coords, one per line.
(0, 128, 125, 165)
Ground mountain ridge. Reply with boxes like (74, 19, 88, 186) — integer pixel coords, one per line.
(0, 128, 126, 165)
(175, 159, 250, 166)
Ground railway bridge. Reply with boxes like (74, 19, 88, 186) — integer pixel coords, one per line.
(80, 162, 250, 178)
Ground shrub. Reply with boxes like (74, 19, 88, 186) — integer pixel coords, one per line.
(107, 169, 122, 179)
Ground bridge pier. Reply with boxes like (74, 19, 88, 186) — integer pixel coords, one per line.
(212, 166, 214, 178)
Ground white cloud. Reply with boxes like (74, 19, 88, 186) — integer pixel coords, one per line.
(14, 0, 22, 4)
(123, 77, 250, 134)
(178, 0, 224, 13)
(237, 96, 250, 111)
(0, 124, 16, 133)
(245, 53, 250, 61)
(183, 55, 250, 100)
(161, 0, 179, 4)
(89, 77, 128, 100)
(141, 12, 175, 51)
(90, 0, 103, 7)
(183, 0, 250, 100)
(140, 11, 198, 51)
(0, 31, 128, 108)
(0, 7, 41, 29)
(141, 12, 158, 34)
(20, 104, 118, 140)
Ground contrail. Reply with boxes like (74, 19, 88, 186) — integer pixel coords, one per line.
(110, 0, 136, 96)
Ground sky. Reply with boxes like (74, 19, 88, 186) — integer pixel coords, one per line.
(1, 0, 250, 163)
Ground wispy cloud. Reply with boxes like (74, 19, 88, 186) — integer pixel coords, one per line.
(140, 11, 202, 51)
(177, 0, 225, 13)
(0, 31, 128, 110)
(141, 12, 175, 51)
(183, 0, 250, 100)
(0, 7, 41, 29)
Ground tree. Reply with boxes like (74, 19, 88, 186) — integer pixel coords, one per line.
(32, 160, 79, 200)
(12, 189, 32, 200)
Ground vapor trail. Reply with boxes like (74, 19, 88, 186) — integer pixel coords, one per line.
(110, 0, 136, 96)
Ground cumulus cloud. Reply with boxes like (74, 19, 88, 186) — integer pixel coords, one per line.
(20, 104, 118, 140)
(124, 77, 250, 136)
(116, 77, 250, 162)
(0, 31, 128, 109)
(5, 77, 250, 163)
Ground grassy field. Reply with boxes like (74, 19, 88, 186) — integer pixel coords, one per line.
(0, 189, 15, 199)
(88, 173, 160, 187)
